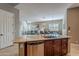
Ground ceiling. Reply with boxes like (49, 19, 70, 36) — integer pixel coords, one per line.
(7, 3, 18, 7)
(15, 3, 74, 22)
(0, 3, 19, 7)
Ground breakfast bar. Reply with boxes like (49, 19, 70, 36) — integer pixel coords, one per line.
(14, 35, 70, 56)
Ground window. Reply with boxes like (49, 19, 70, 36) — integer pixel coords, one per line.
(49, 23, 59, 31)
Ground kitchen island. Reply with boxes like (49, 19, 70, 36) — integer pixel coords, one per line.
(14, 35, 70, 56)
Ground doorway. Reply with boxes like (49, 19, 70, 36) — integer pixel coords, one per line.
(0, 9, 15, 49)
(67, 7, 79, 55)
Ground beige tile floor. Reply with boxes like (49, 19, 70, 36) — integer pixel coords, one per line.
(0, 43, 79, 56)
(0, 44, 18, 56)
(70, 43, 79, 56)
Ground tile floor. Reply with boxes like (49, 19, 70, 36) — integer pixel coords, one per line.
(0, 44, 18, 56)
(70, 43, 79, 56)
(0, 43, 79, 56)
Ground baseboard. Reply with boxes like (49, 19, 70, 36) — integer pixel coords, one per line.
(0, 45, 14, 50)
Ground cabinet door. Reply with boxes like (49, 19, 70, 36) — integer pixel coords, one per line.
(53, 40, 61, 56)
(62, 39, 68, 55)
(44, 40, 53, 56)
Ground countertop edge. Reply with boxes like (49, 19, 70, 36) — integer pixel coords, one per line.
(14, 36, 71, 43)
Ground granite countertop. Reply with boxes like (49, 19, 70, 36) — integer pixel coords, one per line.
(14, 35, 71, 44)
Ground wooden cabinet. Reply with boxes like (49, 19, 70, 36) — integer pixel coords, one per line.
(53, 40, 61, 56)
(19, 43, 27, 56)
(44, 39, 68, 56)
(44, 40, 54, 56)
(61, 39, 68, 55)
(17, 38, 68, 56)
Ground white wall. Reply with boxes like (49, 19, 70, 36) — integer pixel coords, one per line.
(62, 10, 67, 35)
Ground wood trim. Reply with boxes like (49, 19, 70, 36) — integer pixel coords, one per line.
(24, 42, 27, 56)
